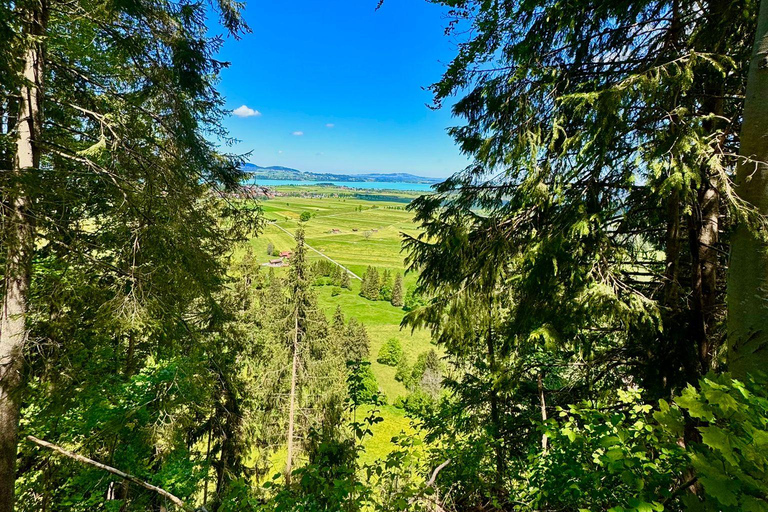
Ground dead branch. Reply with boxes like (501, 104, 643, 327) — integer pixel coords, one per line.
(25, 435, 195, 511)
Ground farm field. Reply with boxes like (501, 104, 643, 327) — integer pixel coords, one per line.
(246, 186, 436, 463)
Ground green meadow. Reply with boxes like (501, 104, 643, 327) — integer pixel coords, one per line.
(247, 186, 435, 462)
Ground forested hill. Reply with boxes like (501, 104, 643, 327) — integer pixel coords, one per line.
(242, 163, 441, 184)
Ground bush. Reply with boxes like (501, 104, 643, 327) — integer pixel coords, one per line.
(377, 338, 403, 366)
(395, 358, 411, 384)
(404, 286, 427, 310)
(331, 286, 342, 297)
(347, 361, 383, 406)
(300, 211, 311, 222)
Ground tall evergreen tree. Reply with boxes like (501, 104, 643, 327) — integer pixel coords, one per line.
(340, 269, 351, 290)
(282, 228, 346, 481)
(360, 266, 380, 301)
(0, 0, 255, 508)
(391, 273, 404, 307)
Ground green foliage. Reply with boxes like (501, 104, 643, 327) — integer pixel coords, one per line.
(379, 269, 393, 301)
(394, 358, 411, 384)
(657, 373, 768, 511)
(391, 273, 404, 307)
(360, 266, 381, 301)
(300, 211, 312, 222)
(377, 338, 404, 366)
(340, 270, 352, 289)
(521, 388, 687, 512)
(343, 318, 371, 362)
(403, 287, 426, 311)
(347, 361, 383, 407)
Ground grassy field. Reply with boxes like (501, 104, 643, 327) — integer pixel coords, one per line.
(247, 186, 435, 462)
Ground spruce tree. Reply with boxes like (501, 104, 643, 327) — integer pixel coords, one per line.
(342, 318, 371, 362)
(391, 273, 404, 307)
(379, 269, 393, 301)
(281, 228, 346, 482)
(340, 270, 352, 289)
(360, 266, 381, 300)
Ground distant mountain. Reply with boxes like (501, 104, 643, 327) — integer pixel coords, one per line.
(241, 164, 442, 184)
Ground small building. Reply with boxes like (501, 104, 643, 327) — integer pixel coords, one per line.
(331, 229, 341, 234)
(371, 229, 379, 233)
(352, 228, 359, 232)
(269, 258, 284, 267)
(280, 251, 293, 258)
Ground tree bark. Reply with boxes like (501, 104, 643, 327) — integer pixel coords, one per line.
(537, 372, 548, 451)
(689, 180, 720, 377)
(728, 0, 768, 379)
(0, 2, 46, 510)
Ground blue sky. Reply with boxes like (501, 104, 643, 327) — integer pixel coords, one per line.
(211, 0, 469, 178)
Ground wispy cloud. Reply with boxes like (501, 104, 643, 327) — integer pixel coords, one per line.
(232, 105, 261, 118)
(325, 123, 335, 128)
(292, 131, 304, 136)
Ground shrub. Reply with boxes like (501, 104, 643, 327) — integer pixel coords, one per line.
(404, 286, 427, 310)
(300, 211, 311, 222)
(377, 338, 403, 366)
(395, 358, 411, 384)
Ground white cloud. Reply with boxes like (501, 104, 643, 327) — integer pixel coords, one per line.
(278, 150, 283, 154)
(292, 131, 304, 136)
(325, 123, 335, 128)
(231, 105, 261, 118)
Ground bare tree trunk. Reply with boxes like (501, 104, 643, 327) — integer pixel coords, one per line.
(537, 372, 548, 451)
(728, 0, 768, 379)
(0, 2, 46, 510)
(689, 181, 720, 376)
(285, 312, 299, 482)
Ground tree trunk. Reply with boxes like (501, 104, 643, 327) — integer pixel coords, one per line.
(285, 311, 299, 482)
(689, 180, 720, 377)
(485, 322, 504, 491)
(728, 0, 768, 379)
(0, 3, 46, 510)
(537, 372, 548, 451)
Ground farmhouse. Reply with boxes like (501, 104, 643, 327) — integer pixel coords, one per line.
(331, 229, 341, 234)
(280, 250, 293, 258)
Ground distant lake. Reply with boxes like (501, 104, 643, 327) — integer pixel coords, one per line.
(246, 179, 438, 192)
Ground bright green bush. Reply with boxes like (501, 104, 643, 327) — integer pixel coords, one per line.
(377, 338, 403, 366)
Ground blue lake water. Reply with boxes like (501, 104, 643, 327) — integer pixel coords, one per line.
(246, 179, 438, 192)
